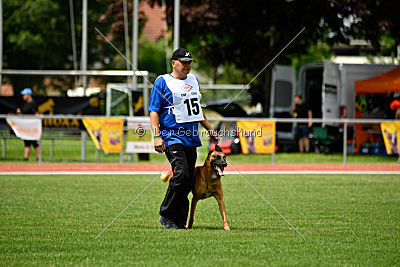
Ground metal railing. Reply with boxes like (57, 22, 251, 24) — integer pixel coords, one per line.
(0, 114, 396, 164)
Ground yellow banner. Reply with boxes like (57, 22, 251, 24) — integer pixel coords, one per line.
(381, 122, 400, 155)
(82, 118, 123, 153)
(237, 120, 275, 154)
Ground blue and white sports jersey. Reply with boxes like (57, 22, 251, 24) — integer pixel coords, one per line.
(148, 73, 203, 147)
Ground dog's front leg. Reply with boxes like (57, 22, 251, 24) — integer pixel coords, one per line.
(187, 198, 198, 229)
(215, 195, 230, 231)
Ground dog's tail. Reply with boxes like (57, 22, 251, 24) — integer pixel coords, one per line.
(160, 168, 173, 182)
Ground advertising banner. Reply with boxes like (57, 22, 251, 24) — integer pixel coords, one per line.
(126, 119, 155, 153)
(237, 120, 275, 154)
(82, 118, 123, 153)
(381, 122, 400, 154)
(0, 96, 100, 130)
(6, 117, 42, 140)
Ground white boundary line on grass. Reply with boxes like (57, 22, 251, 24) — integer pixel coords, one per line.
(1, 171, 400, 175)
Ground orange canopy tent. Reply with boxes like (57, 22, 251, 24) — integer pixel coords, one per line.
(354, 66, 400, 153)
(355, 66, 400, 94)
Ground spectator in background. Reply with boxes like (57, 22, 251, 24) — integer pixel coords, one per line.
(390, 99, 400, 120)
(290, 95, 313, 153)
(16, 88, 39, 160)
(389, 99, 400, 162)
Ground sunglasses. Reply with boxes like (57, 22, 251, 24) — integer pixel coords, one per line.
(179, 60, 192, 65)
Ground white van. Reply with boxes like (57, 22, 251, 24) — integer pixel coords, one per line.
(270, 63, 397, 149)
(298, 62, 397, 120)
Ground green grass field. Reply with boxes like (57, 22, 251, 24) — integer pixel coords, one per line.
(1, 173, 399, 265)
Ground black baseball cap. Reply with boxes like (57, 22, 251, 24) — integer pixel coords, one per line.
(171, 48, 196, 63)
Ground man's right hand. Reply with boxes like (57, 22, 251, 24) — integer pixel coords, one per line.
(154, 137, 165, 153)
(209, 129, 220, 144)
(16, 108, 21, 114)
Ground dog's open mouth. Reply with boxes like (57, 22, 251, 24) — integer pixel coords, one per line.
(213, 164, 225, 176)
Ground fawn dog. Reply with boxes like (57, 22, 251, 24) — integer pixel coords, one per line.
(160, 145, 230, 230)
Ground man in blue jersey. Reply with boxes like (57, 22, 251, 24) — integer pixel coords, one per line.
(149, 48, 219, 229)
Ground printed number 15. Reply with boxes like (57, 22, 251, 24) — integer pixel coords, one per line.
(183, 98, 200, 116)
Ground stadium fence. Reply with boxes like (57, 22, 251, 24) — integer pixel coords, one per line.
(0, 114, 396, 164)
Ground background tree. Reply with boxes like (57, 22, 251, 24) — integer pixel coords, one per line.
(3, 0, 399, 100)
(4, 0, 69, 93)
(98, 0, 168, 75)
(3, 0, 111, 94)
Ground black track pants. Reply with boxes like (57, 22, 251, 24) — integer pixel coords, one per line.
(160, 144, 197, 226)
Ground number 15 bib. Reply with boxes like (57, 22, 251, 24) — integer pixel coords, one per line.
(162, 73, 204, 123)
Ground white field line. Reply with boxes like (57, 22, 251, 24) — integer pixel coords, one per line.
(1, 171, 399, 175)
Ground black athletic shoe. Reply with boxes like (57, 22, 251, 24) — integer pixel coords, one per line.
(176, 222, 187, 229)
(160, 217, 179, 229)
(176, 224, 187, 229)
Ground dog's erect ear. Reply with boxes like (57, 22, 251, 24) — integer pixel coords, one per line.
(208, 150, 213, 157)
(215, 144, 222, 152)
